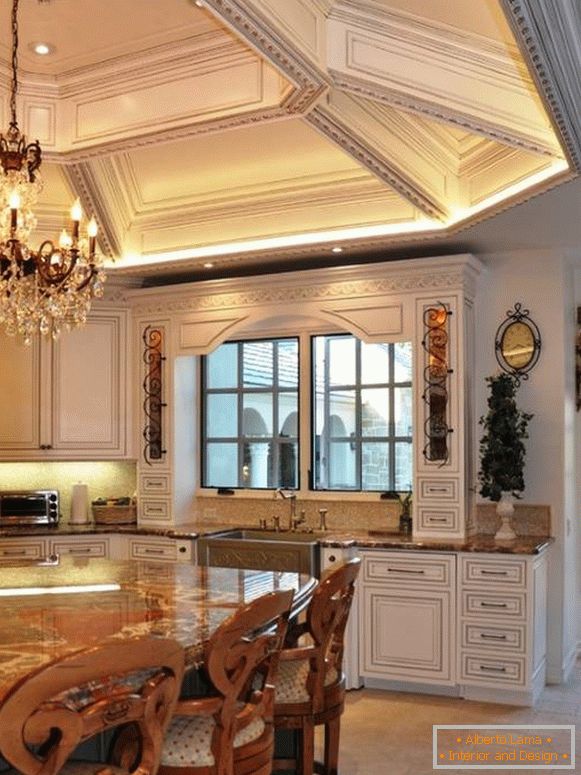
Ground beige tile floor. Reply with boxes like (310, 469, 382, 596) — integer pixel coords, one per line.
(328, 663, 581, 774)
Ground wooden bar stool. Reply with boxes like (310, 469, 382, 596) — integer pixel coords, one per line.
(157, 589, 294, 775)
(273, 558, 360, 775)
(0, 636, 185, 775)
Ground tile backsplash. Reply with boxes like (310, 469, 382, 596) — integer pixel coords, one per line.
(0, 461, 137, 523)
(195, 495, 401, 532)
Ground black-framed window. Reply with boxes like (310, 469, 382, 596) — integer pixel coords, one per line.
(312, 334, 412, 491)
(202, 337, 299, 489)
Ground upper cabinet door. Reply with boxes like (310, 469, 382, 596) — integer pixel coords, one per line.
(50, 310, 129, 457)
(0, 335, 45, 451)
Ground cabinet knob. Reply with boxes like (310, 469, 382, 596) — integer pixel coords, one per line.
(179, 546, 186, 553)
(329, 554, 336, 563)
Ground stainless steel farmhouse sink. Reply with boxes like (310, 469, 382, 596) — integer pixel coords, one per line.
(197, 529, 321, 576)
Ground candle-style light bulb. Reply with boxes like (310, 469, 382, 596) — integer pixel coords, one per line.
(59, 229, 72, 249)
(87, 217, 98, 255)
(71, 198, 82, 240)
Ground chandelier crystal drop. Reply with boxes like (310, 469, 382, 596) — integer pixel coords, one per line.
(0, 0, 106, 344)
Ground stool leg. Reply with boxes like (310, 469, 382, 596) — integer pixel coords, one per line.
(300, 719, 315, 775)
(324, 716, 341, 775)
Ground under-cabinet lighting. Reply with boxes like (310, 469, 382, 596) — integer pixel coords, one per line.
(0, 583, 121, 597)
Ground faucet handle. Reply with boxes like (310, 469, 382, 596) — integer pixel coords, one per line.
(318, 508, 328, 531)
(272, 514, 281, 531)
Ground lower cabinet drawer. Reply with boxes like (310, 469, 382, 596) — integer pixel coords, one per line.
(50, 539, 109, 558)
(462, 590, 526, 620)
(461, 622, 526, 653)
(460, 653, 526, 686)
(0, 539, 47, 559)
(363, 552, 453, 585)
(461, 557, 526, 588)
(129, 539, 192, 563)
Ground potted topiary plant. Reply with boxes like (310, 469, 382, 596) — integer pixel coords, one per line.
(478, 373, 533, 540)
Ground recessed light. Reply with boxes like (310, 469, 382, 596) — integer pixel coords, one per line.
(29, 42, 55, 56)
(203, 262, 214, 268)
(331, 246, 343, 253)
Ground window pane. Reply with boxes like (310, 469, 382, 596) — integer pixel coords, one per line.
(243, 393, 273, 436)
(206, 393, 237, 438)
(278, 340, 298, 387)
(394, 342, 413, 383)
(328, 441, 357, 489)
(361, 342, 390, 384)
(361, 388, 389, 437)
(242, 442, 270, 487)
(279, 441, 298, 488)
(394, 387, 413, 436)
(329, 390, 356, 436)
(206, 442, 238, 486)
(279, 392, 298, 435)
(328, 337, 356, 385)
(395, 441, 413, 491)
(243, 341, 273, 387)
(207, 343, 237, 388)
(362, 441, 389, 490)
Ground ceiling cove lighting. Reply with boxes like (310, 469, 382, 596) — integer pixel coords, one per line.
(0, 0, 105, 344)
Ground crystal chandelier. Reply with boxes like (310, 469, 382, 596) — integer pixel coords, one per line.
(0, 0, 105, 344)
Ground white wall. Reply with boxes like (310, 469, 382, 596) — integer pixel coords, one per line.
(476, 249, 577, 681)
(575, 267, 581, 652)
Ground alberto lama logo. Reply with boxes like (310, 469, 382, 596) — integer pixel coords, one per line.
(433, 725, 575, 769)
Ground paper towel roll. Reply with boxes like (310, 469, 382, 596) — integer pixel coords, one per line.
(70, 482, 89, 524)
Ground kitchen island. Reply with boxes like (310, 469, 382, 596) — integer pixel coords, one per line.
(0, 556, 317, 704)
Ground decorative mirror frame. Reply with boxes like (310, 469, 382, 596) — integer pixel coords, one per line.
(494, 303, 541, 387)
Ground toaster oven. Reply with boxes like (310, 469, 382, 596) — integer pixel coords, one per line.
(0, 490, 59, 526)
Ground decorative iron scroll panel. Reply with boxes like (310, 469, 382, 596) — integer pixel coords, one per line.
(421, 303, 453, 465)
(143, 325, 166, 465)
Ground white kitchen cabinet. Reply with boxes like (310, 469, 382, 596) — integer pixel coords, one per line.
(0, 308, 130, 459)
(127, 535, 194, 563)
(359, 550, 456, 686)
(457, 553, 548, 705)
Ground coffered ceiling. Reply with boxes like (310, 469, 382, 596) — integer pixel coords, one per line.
(1, 0, 580, 282)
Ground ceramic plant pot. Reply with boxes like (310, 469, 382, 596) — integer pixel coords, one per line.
(494, 491, 517, 541)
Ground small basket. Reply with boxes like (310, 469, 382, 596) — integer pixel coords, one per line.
(92, 504, 137, 525)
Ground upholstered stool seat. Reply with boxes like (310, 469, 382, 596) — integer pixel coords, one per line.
(161, 713, 266, 768)
(275, 659, 338, 704)
(6, 764, 128, 775)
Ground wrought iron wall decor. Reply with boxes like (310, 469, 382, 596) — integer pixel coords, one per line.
(142, 325, 166, 464)
(421, 302, 453, 465)
(494, 302, 541, 387)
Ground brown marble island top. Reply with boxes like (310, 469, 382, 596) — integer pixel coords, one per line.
(0, 556, 316, 704)
(0, 522, 552, 554)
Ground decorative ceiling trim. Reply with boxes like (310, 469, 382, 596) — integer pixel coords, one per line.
(330, 71, 560, 158)
(307, 105, 449, 220)
(201, 0, 329, 113)
(501, 0, 581, 172)
(127, 255, 482, 315)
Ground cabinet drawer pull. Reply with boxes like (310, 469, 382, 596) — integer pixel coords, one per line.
(480, 570, 509, 576)
(387, 567, 425, 575)
(479, 665, 507, 673)
(480, 632, 508, 641)
(427, 517, 448, 523)
(2, 549, 27, 556)
(68, 547, 92, 554)
(147, 507, 164, 513)
(479, 601, 507, 608)
(143, 548, 165, 555)
(427, 487, 448, 493)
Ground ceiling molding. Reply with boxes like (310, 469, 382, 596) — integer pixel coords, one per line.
(327, 2, 561, 157)
(307, 103, 448, 220)
(501, 0, 581, 172)
(201, 0, 329, 113)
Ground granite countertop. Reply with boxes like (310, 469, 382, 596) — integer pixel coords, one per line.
(0, 521, 553, 555)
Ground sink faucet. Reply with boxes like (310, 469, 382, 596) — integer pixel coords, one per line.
(274, 488, 297, 531)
